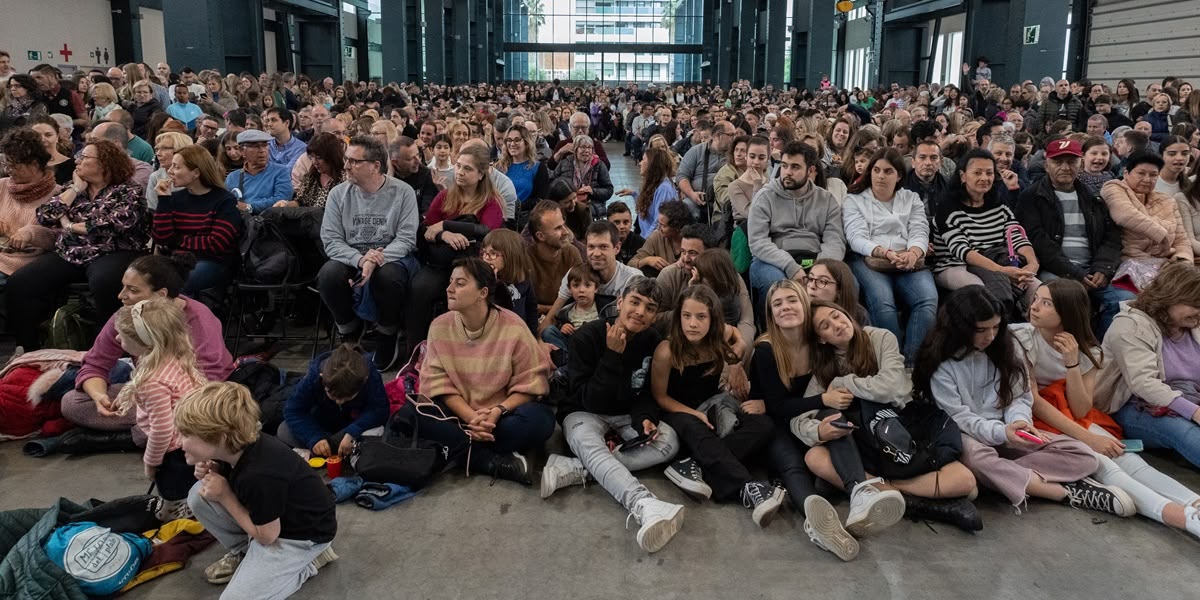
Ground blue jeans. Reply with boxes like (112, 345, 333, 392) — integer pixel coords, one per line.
(849, 258, 938, 364)
(1114, 402, 1200, 469)
(182, 259, 233, 298)
(1037, 271, 1136, 338)
(414, 399, 556, 469)
(749, 258, 790, 328)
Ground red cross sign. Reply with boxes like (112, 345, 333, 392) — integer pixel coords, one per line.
(59, 44, 73, 62)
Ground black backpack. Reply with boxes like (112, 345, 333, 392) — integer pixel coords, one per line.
(239, 215, 298, 285)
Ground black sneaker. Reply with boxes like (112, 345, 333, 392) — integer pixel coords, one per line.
(488, 452, 533, 486)
(903, 495, 983, 532)
(372, 332, 403, 371)
(741, 482, 786, 527)
(1062, 477, 1135, 517)
(664, 458, 712, 499)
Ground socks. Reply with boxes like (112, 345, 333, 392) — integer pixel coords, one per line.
(1184, 506, 1200, 538)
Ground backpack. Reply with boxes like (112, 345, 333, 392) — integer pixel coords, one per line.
(44, 522, 152, 596)
(46, 297, 97, 351)
(852, 400, 962, 481)
(239, 215, 298, 285)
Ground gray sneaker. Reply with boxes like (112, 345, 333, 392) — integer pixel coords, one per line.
(204, 550, 243, 584)
(803, 495, 859, 561)
(664, 458, 712, 499)
(311, 545, 339, 571)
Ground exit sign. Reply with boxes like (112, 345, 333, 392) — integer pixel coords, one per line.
(27, 50, 40, 60)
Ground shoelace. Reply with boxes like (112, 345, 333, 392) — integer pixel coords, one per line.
(742, 484, 765, 509)
(1068, 485, 1112, 512)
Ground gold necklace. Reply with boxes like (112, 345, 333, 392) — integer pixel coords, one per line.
(456, 309, 491, 345)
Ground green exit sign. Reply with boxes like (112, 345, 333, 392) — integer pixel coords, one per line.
(27, 51, 40, 60)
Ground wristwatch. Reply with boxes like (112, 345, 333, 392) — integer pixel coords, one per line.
(495, 404, 510, 418)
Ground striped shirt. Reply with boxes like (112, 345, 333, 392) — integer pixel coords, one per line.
(420, 308, 551, 410)
(932, 197, 1030, 271)
(134, 360, 204, 467)
(1056, 189, 1092, 267)
(153, 188, 243, 261)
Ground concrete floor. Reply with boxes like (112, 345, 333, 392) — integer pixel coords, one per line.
(2, 440, 1199, 600)
(4, 145, 1200, 598)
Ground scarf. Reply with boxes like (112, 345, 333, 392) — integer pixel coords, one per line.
(9, 173, 56, 204)
(3, 94, 34, 117)
(572, 155, 597, 190)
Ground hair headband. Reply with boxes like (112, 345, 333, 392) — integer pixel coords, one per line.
(130, 300, 153, 346)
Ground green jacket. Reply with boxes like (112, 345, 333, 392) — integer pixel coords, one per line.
(0, 499, 88, 600)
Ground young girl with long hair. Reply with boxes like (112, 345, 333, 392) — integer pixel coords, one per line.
(798, 300, 979, 536)
(481, 228, 537, 333)
(114, 298, 208, 519)
(652, 285, 784, 526)
(1020, 280, 1200, 538)
(913, 286, 1132, 516)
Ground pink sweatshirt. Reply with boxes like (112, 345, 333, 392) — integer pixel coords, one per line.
(135, 359, 202, 466)
(76, 296, 234, 389)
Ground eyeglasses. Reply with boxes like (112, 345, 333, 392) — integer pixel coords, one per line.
(480, 249, 502, 260)
(78, 154, 99, 161)
(802, 276, 836, 290)
(344, 156, 374, 166)
(505, 138, 524, 145)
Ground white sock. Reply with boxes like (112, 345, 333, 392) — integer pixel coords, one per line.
(1184, 506, 1200, 538)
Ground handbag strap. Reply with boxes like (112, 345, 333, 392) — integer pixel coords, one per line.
(1005, 224, 1027, 266)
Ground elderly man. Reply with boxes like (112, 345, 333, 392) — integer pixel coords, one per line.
(678, 120, 735, 219)
(319, 135, 421, 370)
(104, 109, 155, 164)
(389, 136, 439, 215)
(226, 129, 294, 214)
(106, 66, 126, 96)
(1015, 138, 1132, 335)
(550, 111, 610, 170)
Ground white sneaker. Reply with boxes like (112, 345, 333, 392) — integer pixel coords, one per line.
(802, 495, 859, 562)
(540, 454, 588, 499)
(845, 478, 905, 536)
(310, 546, 338, 571)
(630, 497, 685, 553)
(1184, 507, 1200, 540)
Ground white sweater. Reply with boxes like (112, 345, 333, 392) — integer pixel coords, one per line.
(931, 342, 1033, 446)
(842, 188, 929, 257)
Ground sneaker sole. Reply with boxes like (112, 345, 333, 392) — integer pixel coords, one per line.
(1086, 477, 1137, 517)
(846, 492, 906, 537)
(637, 504, 685, 553)
(804, 496, 859, 562)
(664, 466, 713, 499)
(539, 471, 559, 499)
(752, 487, 786, 527)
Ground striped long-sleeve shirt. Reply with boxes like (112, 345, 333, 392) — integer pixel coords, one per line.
(931, 197, 1030, 271)
(135, 360, 204, 467)
(420, 308, 551, 411)
(153, 188, 243, 262)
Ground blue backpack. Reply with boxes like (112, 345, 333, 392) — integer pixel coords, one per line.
(44, 521, 152, 596)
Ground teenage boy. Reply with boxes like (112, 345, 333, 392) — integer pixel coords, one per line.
(178, 382, 338, 598)
(543, 277, 686, 553)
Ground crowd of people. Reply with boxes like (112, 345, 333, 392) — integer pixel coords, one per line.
(2, 51, 1200, 597)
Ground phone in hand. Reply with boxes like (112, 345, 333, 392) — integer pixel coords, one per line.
(616, 431, 657, 452)
(1121, 439, 1144, 453)
(830, 418, 858, 430)
(1015, 430, 1045, 445)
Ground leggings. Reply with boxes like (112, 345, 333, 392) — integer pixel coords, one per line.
(1088, 424, 1200, 523)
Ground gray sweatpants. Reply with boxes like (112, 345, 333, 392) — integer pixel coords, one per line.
(188, 482, 330, 600)
(563, 412, 680, 511)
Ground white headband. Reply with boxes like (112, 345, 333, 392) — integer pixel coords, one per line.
(130, 300, 153, 346)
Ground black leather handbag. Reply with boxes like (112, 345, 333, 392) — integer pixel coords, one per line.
(350, 404, 448, 490)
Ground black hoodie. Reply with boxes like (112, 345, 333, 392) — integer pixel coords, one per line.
(560, 318, 662, 427)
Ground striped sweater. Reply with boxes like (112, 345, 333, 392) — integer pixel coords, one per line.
(133, 360, 204, 467)
(931, 196, 1030, 271)
(420, 307, 551, 410)
(153, 188, 243, 262)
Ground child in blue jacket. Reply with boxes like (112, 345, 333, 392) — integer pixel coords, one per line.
(280, 344, 390, 458)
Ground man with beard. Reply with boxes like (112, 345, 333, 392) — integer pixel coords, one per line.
(389, 136, 439, 215)
(526, 200, 585, 312)
(747, 142, 845, 303)
(904, 138, 949, 218)
(539, 221, 641, 338)
(1015, 138, 1132, 336)
(678, 120, 735, 219)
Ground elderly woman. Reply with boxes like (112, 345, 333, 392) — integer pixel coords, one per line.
(1101, 152, 1193, 291)
(6, 139, 149, 350)
(89, 82, 121, 122)
(145, 131, 193, 210)
(28, 115, 76, 185)
(551, 134, 612, 218)
(843, 148, 937, 363)
(409, 257, 553, 486)
(0, 129, 57, 286)
(126, 80, 162, 140)
(1096, 262, 1200, 469)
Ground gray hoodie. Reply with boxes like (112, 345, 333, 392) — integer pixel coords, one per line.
(321, 176, 420, 268)
(746, 177, 845, 277)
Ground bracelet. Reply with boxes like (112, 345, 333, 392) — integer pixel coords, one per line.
(1065, 363, 1079, 369)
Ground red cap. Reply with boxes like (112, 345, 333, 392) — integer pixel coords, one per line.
(1045, 139, 1083, 159)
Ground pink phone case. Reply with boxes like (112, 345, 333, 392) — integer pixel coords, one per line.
(1015, 430, 1044, 444)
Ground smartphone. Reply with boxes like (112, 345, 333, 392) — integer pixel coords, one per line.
(1015, 430, 1045, 445)
(616, 432, 657, 452)
(830, 419, 858, 430)
(1121, 439, 1144, 453)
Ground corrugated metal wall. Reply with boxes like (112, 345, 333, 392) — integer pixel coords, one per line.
(1085, 0, 1200, 87)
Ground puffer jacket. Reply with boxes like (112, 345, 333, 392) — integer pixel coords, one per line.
(1099, 179, 1193, 262)
(0, 500, 89, 600)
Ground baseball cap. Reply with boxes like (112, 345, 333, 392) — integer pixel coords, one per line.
(236, 129, 272, 144)
(1045, 138, 1082, 159)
